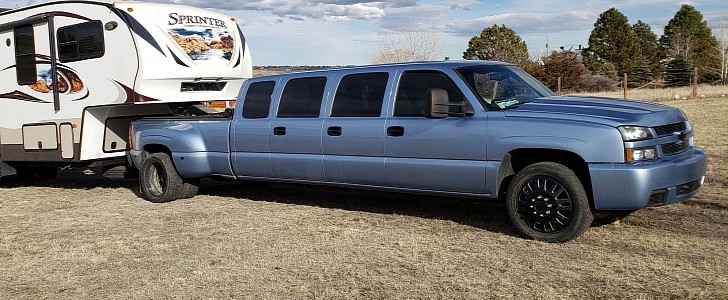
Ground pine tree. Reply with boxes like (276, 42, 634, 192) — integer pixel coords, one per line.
(631, 60, 654, 87)
(463, 24, 529, 66)
(583, 8, 641, 79)
(665, 58, 693, 86)
(661, 5, 721, 82)
(632, 20, 665, 80)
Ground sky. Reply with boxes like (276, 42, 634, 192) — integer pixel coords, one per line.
(4, 0, 727, 66)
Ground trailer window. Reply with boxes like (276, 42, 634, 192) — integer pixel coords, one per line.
(242, 81, 275, 119)
(331, 72, 388, 117)
(277, 77, 327, 118)
(57, 21, 104, 63)
(14, 25, 37, 85)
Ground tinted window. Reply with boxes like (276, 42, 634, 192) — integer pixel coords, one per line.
(57, 21, 104, 63)
(242, 81, 275, 119)
(331, 72, 388, 117)
(277, 77, 327, 118)
(394, 71, 465, 116)
(14, 25, 36, 85)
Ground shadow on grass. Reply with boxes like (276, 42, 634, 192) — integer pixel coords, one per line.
(197, 179, 517, 238)
(0, 168, 519, 238)
(0, 167, 136, 190)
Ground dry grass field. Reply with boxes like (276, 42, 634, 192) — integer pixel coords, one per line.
(2, 91, 728, 299)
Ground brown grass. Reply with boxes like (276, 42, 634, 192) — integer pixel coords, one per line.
(2, 94, 728, 299)
(571, 84, 728, 102)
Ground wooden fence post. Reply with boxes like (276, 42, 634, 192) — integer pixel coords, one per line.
(557, 76, 562, 95)
(692, 67, 699, 98)
(623, 73, 628, 99)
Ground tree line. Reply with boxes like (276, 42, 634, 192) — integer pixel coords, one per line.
(371, 5, 726, 92)
(462, 5, 726, 91)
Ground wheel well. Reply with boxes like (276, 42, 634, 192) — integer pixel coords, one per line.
(497, 149, 593, 205)
(142, 144, 171, 158)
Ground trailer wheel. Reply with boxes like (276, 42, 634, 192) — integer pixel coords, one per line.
(15, 167, 36, 180)
(140, 153, 184, 203)
(506, 162, 594, 243)
(36, 167, 58, 180)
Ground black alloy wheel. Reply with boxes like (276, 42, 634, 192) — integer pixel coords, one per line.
(506, 162, 594, 243)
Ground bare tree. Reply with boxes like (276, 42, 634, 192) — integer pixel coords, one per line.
(370, 23, 443, 64)
(717, 12, 728, 84)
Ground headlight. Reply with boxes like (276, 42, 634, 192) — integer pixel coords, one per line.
(685, 122, 694, 146)
(625, 147, 656, 162)
(618, 126, 654, 141)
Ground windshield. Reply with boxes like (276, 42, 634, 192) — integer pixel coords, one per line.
(455, 65, 555, 110)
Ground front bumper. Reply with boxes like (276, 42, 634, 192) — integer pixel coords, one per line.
(588, 148, 708, 210)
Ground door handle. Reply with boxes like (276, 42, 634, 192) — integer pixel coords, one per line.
(327, 126, 342, 136)
(273, 126, 286, 136)
(386, 126, 404, 137)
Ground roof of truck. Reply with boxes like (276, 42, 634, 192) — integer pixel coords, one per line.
(260, 60, 514, 78)
(336, 60, 513, 71)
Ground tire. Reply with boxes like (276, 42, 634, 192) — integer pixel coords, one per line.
(36, 167, 58, 180)
(506, 162, 594, 243)
(139, 153, 184, 203)
(179, 178, 200, 199)
(15, 167, 36, 180)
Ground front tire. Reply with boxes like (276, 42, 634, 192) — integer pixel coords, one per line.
(506, 162, 593, 243)
(139, 153, 184, 203)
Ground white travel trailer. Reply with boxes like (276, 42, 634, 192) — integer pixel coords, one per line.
(0, 0, 252, 179)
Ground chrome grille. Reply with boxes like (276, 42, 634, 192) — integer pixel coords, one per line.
(654, 122, 686, 136)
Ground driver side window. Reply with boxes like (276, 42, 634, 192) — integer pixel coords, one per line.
(394, 71, 465, 116)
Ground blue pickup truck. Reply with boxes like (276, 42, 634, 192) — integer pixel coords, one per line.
(128, 61, 707, 242)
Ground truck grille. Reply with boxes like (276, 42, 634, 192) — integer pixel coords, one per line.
(661, 141, 689, 155)
(654, 122, 686, 136)
(653, 122, 690, 156)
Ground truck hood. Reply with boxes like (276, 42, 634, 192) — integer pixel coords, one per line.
(503, 96, 687, 127)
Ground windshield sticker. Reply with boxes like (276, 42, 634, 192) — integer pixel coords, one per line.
(494, 98, 520, 109)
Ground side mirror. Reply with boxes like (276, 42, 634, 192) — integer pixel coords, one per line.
(426, 88, 474, 119)
(426, 88, 450, 119)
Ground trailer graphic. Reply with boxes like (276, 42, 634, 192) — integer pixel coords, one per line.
(0, 0, 252, 179)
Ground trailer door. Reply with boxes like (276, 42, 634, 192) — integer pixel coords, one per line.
(15, 19, 65, 154)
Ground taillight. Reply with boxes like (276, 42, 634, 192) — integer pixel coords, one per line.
(128, 124, 134, 149)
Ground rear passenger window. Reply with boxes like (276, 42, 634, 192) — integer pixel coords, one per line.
(331, 72, 388, 117)
(395, 71, 465, 116)
(277, 77, 327, 118)
(242, 81, 275, 119)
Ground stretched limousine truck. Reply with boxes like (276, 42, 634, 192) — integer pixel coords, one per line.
(128, 61, 707, 242)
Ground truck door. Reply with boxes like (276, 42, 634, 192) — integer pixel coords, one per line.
(268, 76, 327, 181)
(384, 70, 487, 195)
(231, 80, 276, 178)
(322, 71, 389, 185)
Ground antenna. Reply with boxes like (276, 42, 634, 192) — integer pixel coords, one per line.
(545, 36, 549, 54)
